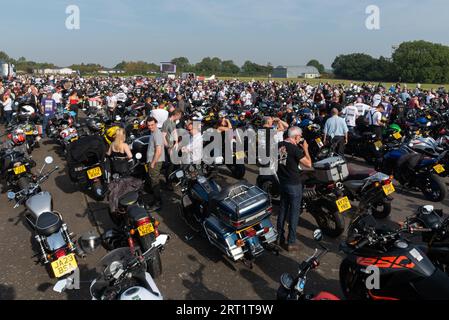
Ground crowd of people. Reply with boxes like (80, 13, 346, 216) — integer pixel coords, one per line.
(1, 74, 448, 251)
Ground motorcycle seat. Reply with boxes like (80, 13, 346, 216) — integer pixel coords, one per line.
(343, 180, 365, 193)
(127, 205, 148, 221)
(36, 212, 62, 236)
(119, 191, 139, 208)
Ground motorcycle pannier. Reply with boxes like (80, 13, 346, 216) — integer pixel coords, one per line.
(313, 156, 349, 183)
(213, 183, 271, 230)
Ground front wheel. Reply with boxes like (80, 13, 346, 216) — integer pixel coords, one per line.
(140, 235, 162, 278)
(421, 173, 447, 202)
(312, 200, 345, 238)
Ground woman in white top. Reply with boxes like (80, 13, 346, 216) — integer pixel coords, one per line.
(2, 93, 13, 124)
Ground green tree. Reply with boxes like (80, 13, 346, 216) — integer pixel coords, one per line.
(307, 59, 325, 74)
(171, 57, 191, 72)
(392, 40, 449, 83)
(332, 53, 378, 80)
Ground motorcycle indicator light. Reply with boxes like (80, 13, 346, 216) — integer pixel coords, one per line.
(374, 182, 381, 188)
(129, 229, 136, 235)
(236, 239, 245, 247)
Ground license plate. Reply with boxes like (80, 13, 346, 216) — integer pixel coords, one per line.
(25, 131, 34, 136)
(70, 137, 78, 143)
(51, 253, 78, 278)
(382, 183, 396, 196)
(336, 197, 351, 213)
(393, 132, 402, 140)
(374, 141, 383, 149)
(87, 167, 102, 179)
(137, 223, 154, 237)
(13, 165, 26, 175)
(235, 151, 245, 160)
(434, 164, 445, 174)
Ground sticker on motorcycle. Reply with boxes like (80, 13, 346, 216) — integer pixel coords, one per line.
(315, 138, 324, 148)
(13, 165, 26, 175)
(51, 253, 78, 278)
(336, 197, 351, 213)
(382, 183, 395, 196)
(87, 167, 102, 180)
(433, 164, 445, 174)
(137, 223, 154, 237)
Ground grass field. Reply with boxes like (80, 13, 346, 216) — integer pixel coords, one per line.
(216, 76, 447, 91)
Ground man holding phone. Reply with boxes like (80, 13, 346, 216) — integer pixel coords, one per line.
(276, 127, 312, 252)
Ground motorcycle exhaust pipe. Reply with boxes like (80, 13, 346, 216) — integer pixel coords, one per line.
(35, 235, 49, 264)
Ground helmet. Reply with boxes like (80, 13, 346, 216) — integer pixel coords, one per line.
(218, 110, 228, 118)
(87, 119, 102, 132)
(12, 133, 26, 145)
(417, 117, 429, 126)
(389, 124, 402, 133)
(105, 126, 120, 144)
(299, 119, 313, 128)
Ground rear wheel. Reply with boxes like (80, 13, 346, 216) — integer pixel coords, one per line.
(313, 200, 345, 238)
(370, 199, 392, 219)
(228, 164, 246, 180)
(421, 173, 447, 202)
(140, 235, 162, 278)
(17, 177, 30, 191)
(260, 180, 280, 201)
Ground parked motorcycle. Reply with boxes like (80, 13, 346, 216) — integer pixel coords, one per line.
(7, 157, 79, 279)
(277, 229, 340, 300)
(171, 161, 278, 267)
(0, 148, 36, 193)
(339, 213, 449, 300)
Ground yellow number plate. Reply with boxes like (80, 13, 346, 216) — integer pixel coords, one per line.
(374, 141, 383, 149)
(13, 165, 26, 175)
(336, 197, 351, 213)
(87, 167, 102, 179)
(25, 131, 34, 136)
(235, 151, 245, 160)
(382, 183, 396, 196)
(434, 164, 445, 174)
(70, 137, 78, 143)
(137, 223, 154, 237)
(51, 253, 78, 278)
(393, 132, 402, 140)
(205, 117, 211, 121)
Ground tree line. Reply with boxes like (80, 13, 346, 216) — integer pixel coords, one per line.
(2, 40, 449, 83)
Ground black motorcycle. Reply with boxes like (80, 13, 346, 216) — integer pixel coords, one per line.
(339, 213, 449, 300)
(0, 148, 36, 193)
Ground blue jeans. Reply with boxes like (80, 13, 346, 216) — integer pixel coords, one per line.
(4, 111, 12, 124)
(277, 183, 303, 245)
(42, 115, 51, 138)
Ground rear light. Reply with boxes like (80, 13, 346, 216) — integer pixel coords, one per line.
(244, 228, 257, 238)
(383, 177, 393, 185)
(263, 227, 270, 234)
(136, 217, 151, 227)
(232, 221, 243, 228)
(54, 248, 66, 259)
(236, 239, 245, 247)
(266, 207, 273, 214)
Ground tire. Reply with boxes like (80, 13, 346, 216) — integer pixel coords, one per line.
(421, 173, 447, 202)
(313, 200, 345, 238)
(140, 235, 162, 278)
(371, 199, 392, 220)
(260, 180, 280, 200)
(228, 164, 246, 180)
(339, 259, 367, 300)
(17, 177, 30, 191)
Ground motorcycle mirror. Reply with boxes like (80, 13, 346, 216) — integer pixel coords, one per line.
(7, 192, 15, 200)
(175, 170, 184, 179)
(45, 156, 54, 164)
(135, 153, 142, 160)
(313, 229, 323, 242)
(280, 273, 294, 290)
(215, 157, 224, 165)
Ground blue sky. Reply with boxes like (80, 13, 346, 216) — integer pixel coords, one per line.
(2, 0, 449, 68)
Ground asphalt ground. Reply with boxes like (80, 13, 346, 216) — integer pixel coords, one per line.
(1, 123, 449, 300)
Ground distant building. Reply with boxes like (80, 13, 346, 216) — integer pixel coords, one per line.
(98, 69, 125, 75)
(272, 65, 320, 79)
(34, 68, 76, 75)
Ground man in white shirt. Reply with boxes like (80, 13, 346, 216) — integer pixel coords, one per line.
(341, 102, 359, 133)
(151, 103, 169, 129)
(106, 91, 118, 117)
(52, 87, 63, 113)
(366, 103, 385, 140)
(354, 97, 371, 117)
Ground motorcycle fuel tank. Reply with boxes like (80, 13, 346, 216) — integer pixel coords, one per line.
(25, 191, 52, 220)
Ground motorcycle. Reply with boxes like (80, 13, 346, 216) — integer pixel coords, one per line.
(376, 143, 448, 202)
(339, 213, 449, 300)
(277, 229, 340, 300)
(171, 161, 278, 267)
(0, 148, 36, 194)
(7, 157, 80, 279)
(103, 153, 167, 278)
(54, 236, 168, 299)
